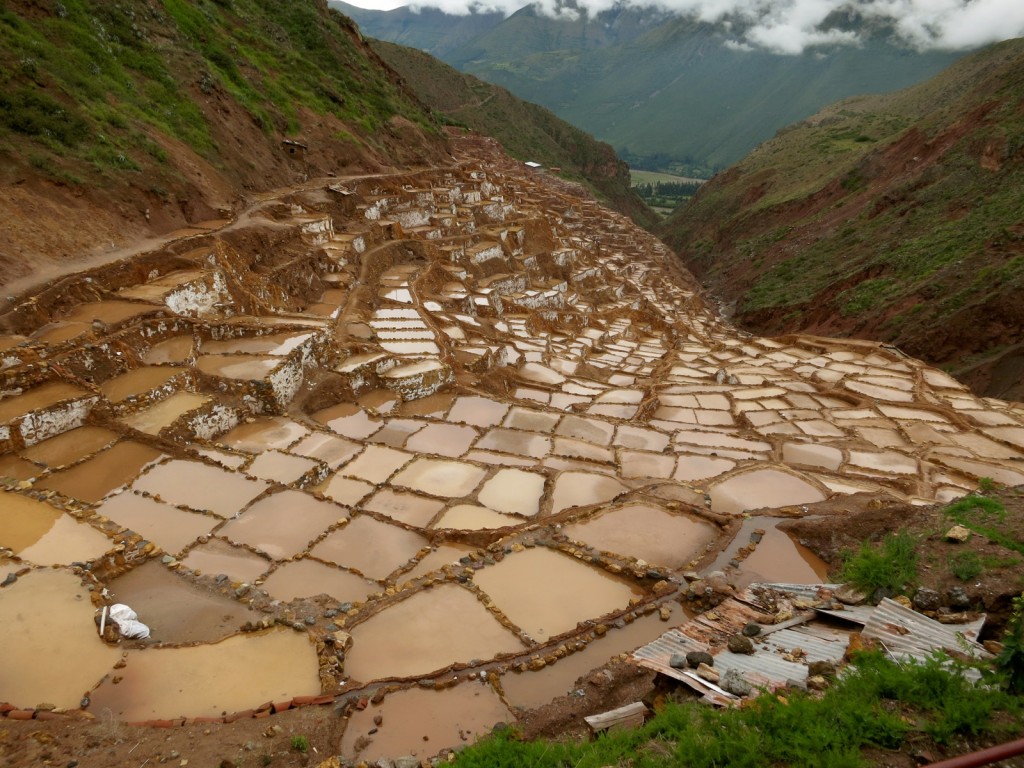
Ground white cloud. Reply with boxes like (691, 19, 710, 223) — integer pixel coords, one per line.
(397, 0, 1024, 53)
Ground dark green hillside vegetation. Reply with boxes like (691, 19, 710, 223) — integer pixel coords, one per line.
(453, 652, 1023, 768)
(660, 38, 1024, 398)
(370, 39, 657, 229)
(0, 0, 440, 167)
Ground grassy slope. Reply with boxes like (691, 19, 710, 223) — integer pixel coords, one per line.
(0, 0, 445, 209)
(659, 38, 1024, 395)
(370, 39, 658, 230)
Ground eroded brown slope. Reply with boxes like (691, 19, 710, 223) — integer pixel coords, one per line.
(660, 38, 1024, 399)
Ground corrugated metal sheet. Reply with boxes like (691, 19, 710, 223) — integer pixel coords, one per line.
(632, 586, 991, 706)
(815, 605, 876, 626)
(631, 587, 848, 704)
(760, 624, 851, 664)
(631, 628, 736, 706)
(862, 598, 990, 661)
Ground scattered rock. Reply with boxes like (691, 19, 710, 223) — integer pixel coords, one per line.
(806, 675, 829, 691)
(393, 758, 420, 768)
(685, 650, 713, 669)
(720, 668, 752, 697)
(727, 634, 755, 654)
(872, 587, 896, 604)
(835, 585, 868, 606)
(892, 594, 912, 609)
(947, 586, 971, 610)
(808, 660, 837, 679)
(658, 605, 672, 621)
(944, 525, 972, 543)
(741, 622, 761, 637)
(696, 663, 719, 684)
(912, 587, 941, 612)
(669, 653, 688, 669)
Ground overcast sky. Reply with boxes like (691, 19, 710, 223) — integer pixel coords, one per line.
(341, 0, 1024, 54)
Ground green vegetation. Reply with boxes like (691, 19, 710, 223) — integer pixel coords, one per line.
(633, 179, 704, 212)
(945, 495, 1024, 556)
(838, 529, 918, 597)
(995, 592, 1024, 694)
(948, 551, 983, 581)
(0, 0, 438, 182)
(290, 735, 309, 753)
(453, 652, 1022, 768)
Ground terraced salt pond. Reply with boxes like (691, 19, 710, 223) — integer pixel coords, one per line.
(2, 132, 1024, 760)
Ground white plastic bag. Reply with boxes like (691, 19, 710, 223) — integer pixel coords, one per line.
(108, 603, 151, 639)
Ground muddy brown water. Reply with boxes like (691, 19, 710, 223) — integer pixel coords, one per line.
(343, 583, 527, 682)
(500, 602, 689, 709)
(473, 548, 644, 643)
(310, 514, 428, 580)
(219, 490, 348, 560)
(131, 459, 270, 517)
(340, 683, 512, 762)
(562, 503, 718, 569)
(0, 569, 119, 710)
(106, 559, 251, 644)
(87, 629, 320, 721)
(36, 441, 165, 503)
(0, 490, 112, 565)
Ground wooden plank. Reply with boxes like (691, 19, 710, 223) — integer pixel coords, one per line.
(584, 701, 649, 735)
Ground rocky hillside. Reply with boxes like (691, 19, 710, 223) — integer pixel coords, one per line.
(660, 38, 1024, 400)
(370, 39, 657, 229)
(0, 0, 452, 289)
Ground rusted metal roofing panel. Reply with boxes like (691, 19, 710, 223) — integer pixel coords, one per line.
(862, 598, 990, 661)
(760, 624, 851, 664)
(631, 628, 736, 706)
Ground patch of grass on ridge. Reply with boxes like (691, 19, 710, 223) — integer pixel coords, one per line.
(454, 652, 1021, 768)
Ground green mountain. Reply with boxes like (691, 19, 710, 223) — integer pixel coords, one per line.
(370, 39, 657, 229)
(340, 2, 968, 175)
(658, 38, 1024, 399)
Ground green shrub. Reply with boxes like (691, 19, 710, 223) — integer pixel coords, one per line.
(995, 592, 1024, 694)
(453, 652, 1021, 768)
(945, 495, 1023, 555)
(290, 735, 309, 753)
(0, 87, 90, 146)
(838, 529, 918, 597)
(948, 551, 983, 581)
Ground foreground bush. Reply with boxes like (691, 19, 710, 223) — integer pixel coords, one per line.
(455, 652, 1022, 768)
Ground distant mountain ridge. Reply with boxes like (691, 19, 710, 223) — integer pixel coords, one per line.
(335, 0, 969, 175)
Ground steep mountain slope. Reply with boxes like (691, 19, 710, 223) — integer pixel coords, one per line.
(660, 38, 1024, 399)
(342, 2, 967, 175)
(0, 0, 448, 288)
(370, 39, 657, 229)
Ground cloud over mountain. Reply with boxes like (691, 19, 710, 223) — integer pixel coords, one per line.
(405, 0, 1024, 54)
